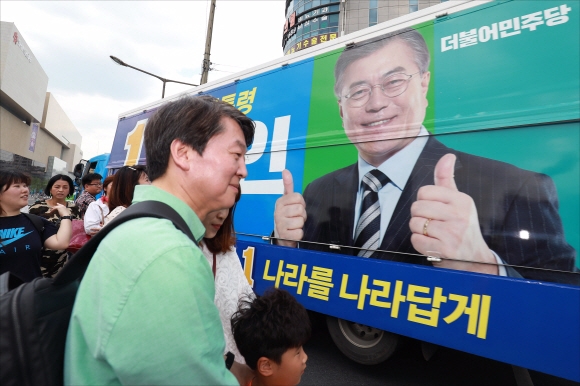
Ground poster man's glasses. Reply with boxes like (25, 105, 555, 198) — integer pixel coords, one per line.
(342, 71, 421, 108)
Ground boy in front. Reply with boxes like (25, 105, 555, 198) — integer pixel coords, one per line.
(231, 288, 310, 386)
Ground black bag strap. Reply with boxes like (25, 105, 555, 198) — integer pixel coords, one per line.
(23, 213, 45, 234)
(0, 271, 25, 296)
(53, 200, 197, 286)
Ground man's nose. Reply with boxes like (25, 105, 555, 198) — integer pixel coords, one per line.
(238, 158, 248, 179)
(365, 85, 390, 112)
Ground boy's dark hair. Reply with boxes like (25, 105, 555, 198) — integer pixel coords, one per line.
(44, 174, 74, 196)
(108, 165, 146, 209)
(144, 95, 255, 182)
(231, 288, 311, 370)
(81, 173, 103, 188)
(0, 170, 31, 215)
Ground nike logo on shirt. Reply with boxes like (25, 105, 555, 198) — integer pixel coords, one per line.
(0, 227, 33, 247)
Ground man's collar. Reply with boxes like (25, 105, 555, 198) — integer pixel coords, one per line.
(132, 185, 206, 242)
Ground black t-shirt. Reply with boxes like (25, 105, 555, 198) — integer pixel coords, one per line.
(0, 214, 57, 282)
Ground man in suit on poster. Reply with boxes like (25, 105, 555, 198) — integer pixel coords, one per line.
(273, 28, 577, 284)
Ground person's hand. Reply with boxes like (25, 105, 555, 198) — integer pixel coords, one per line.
(274, 169, 306, 248)
(87, 227, 101, 236)
(48, 203, 71, 218)
(409, 154, 498, 275)
(229, 361, 254, 386)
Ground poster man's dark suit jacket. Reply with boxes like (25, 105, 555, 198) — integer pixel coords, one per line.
(301, 136, 577, 284)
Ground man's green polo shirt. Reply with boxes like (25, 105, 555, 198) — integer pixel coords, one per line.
(64, 185, 237, 385)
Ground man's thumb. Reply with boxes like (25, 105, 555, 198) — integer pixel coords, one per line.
(282, 169, 294, 195)
(434, 153, 458, 190)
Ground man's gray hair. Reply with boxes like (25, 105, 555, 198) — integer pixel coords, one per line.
(334, 28, 430, 99)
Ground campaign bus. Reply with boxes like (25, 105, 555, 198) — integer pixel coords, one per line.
(96, 0, 579, 381)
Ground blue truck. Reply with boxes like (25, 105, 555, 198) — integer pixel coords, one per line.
(72, 153, 110, 199)
(95, 0, 580, 382)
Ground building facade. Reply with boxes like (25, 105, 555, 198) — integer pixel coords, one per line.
(1, 21, 83, 192)
(283, 0, 445, 55)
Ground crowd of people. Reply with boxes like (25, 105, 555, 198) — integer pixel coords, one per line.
(1, 165, 153, 280)
(0, 95, 310, 386)
(0, 171, 73, 282)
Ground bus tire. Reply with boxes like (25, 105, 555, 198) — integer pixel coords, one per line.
(326, 316, 399, 365)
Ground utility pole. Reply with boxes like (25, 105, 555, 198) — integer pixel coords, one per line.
(200, 0, 217, 85)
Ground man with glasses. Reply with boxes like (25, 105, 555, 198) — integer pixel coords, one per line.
(274, 28, 576, 283)
(74, 173, 103, 218)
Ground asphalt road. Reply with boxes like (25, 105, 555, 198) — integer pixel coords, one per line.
(299, 312, 578, 386)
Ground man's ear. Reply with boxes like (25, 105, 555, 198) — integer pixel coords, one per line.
(257, 357, 275, 377)
(338, 100, 344, 119)
(169, 139, 192, 172)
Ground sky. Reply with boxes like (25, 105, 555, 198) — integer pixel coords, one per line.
(0, 1, 286, 159)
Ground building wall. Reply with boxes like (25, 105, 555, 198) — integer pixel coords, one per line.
(0, 22, 48, 123)
(1, 105, 63, 167)
(0, 21, 83, 179)
(344, 0, 443, 35)
(283, 1, 341, 55)
(61, 143, 83, 172)
(41, 92, 83, 168)
(282, 0, 445, 54)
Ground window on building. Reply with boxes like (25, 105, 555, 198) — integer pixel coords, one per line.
(287, 0, 294, 18)
(409, 0, 418, 13)
(329, 13, 339, 27)
(369, 0, 378, 26)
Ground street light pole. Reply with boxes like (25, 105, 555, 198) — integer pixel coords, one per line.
(200, 0, 217, 85)
(109, 56, 198, 98)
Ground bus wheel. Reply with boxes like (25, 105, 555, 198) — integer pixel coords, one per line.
(326, 316, 399, 365)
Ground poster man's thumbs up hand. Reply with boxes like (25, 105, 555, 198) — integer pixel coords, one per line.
(434, 153, 458, 190)
(409, 154, 498, 274)
(274, 169, 307, 248)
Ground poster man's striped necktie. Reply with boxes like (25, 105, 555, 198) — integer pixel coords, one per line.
(354, 169, 390, 258)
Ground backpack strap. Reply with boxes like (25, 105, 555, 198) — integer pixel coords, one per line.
(53, 200, 197, 286)
(23, 213, 45, 234)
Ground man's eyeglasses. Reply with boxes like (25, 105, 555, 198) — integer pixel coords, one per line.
(342, 71, 421, 108)
(88, 183, 103, 186)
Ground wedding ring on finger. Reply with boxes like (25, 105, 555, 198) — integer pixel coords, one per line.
(423, 218, 432, 237)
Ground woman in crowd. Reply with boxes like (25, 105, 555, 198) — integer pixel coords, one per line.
(28, 174, 80, 277)
(84, 175, 114, 235)
(0, 170, 72, 282)
(200, 188, 254, 368)
(103, 165, 150, 226)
